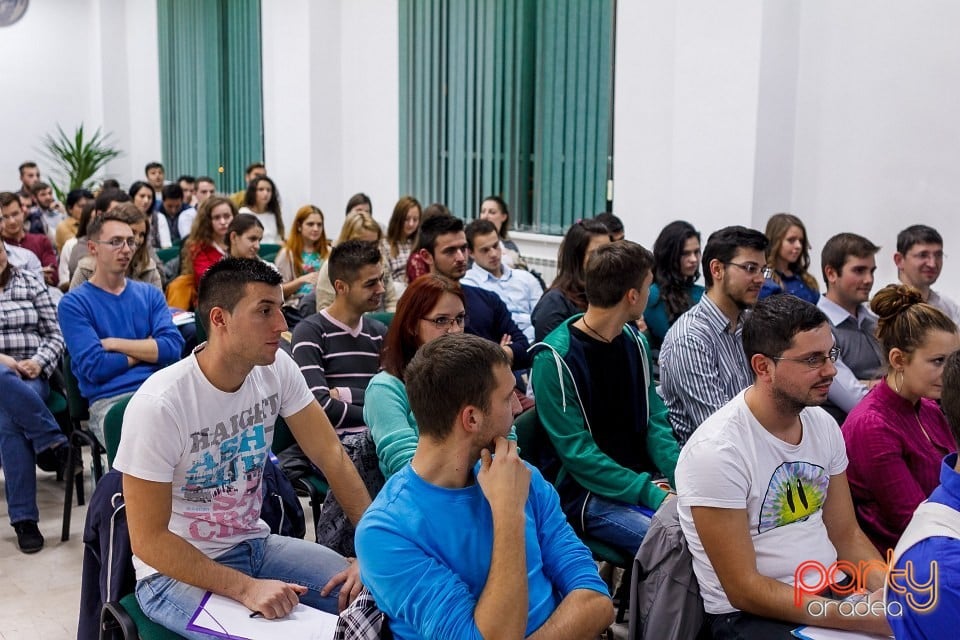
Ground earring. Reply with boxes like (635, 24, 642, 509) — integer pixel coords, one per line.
(895, 369, 904, 395)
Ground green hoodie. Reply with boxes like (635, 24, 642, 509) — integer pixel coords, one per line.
(531, 315, 680, 512)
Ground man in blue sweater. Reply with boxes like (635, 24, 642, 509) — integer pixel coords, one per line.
(356, 333, 613, 640)
(417, 214, 531, 370)
(58, 211, 183, 445)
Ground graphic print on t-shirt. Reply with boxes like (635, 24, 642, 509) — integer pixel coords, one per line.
(182, 394, 279, 540)
(757, 461, 828, 534)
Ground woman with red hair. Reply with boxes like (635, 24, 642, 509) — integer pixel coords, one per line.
(364, 274, 466, 478)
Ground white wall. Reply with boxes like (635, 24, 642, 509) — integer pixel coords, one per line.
(0, 0, 161, 193)
(261, 0, 400, 237)
(791, 0, 960, 296)
(613, 0, 960, 299)
(0, 0, 99, 191)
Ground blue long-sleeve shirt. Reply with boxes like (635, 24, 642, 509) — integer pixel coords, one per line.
(356, 463, 610, 640)
(58, 280, 184, 402)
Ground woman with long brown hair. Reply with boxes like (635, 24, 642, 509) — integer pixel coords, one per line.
(383, 196, 421, 285)
(364, 274, 466, 478)
(759, 212, 819, 303)
(184, 196, 237, 287)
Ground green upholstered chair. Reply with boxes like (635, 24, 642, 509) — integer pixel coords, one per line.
(60, 351, 106, 541)
(258, 243, 282, 262)
(100, 593, 186, 640)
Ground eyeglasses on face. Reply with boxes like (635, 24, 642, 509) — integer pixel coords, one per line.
(421, 313, 467, 329)
(907, 251, 946, 262)
(94, 237, 140, 250)
(724, 261, 774, 279)
(767, 346, 840, 369)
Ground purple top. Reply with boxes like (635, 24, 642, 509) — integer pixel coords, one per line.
(842, 380, 954, 552)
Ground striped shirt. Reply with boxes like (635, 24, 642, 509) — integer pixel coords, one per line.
(290, 310, 387, 434)
(0, 267, 65, 378)
(659, 294, 753, 445)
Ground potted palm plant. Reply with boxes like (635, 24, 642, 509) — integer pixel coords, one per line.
(41, 124, 122, 200)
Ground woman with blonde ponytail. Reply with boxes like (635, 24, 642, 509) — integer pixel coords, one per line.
(842, 284, 960, 553)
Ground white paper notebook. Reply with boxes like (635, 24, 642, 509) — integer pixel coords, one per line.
(187, 591, 337, 640)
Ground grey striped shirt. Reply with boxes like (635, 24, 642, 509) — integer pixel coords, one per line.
(659, 294, 753, 444)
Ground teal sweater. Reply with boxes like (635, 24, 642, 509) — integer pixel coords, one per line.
(531, 315, 680, 511)
(364, 371, 419, 478)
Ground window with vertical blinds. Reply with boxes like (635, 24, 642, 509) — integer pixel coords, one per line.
(399, 0, 615, 236)
(157, 0, 263, 193)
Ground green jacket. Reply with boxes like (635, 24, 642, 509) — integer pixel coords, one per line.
(531, 315, 680, 513)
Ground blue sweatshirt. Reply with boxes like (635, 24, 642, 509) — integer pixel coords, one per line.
(58, 280, 184, 402)
(356, 463, 609, 640)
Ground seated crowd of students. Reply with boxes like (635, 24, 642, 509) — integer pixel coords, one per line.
(4, 157, 960, 639)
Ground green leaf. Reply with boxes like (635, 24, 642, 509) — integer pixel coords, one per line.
(40, 124, 123, 193)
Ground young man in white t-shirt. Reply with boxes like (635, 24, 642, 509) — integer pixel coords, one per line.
(113, 257, 372, 638)
(676, 294, 891, 638)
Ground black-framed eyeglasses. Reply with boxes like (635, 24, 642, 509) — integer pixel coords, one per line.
(421, 313, 467, 329)
(93, 237, 140, 250)
(767, 346, 840, 369)
(724, 261, 773, 279)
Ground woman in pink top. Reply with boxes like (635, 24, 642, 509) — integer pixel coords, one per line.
(843, 284, 959, 553)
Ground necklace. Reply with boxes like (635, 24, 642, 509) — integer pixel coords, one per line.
(581, 317, 612, 343)
(915, 411, 936, 447)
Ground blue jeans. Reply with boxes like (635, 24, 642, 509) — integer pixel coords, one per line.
(136, 534, 349, 639)
(581, 494, 654, 557)
(0, 366, 68, 524)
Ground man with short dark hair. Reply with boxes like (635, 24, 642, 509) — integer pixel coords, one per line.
(660, 225, 770, 444)
(175, 176, 200, 238)
(0, 192, 58, 286)
(30, 181, 66, 242)
(463, 218, 542, 342)
(893, 224, 960, 325)
(113, 257, 372, 636)
(57, 212, 184, 444)
(291, 240, 388, 435)
(418, 215, 530, 369)
(62, 189, 130, 285)
(357, 333, 614, 640)
(195, 176, 216, 204)
(677, 294, 890, 638)
(595, 212, 625, 242)
(817, 233, 884, 422)
(887, 349, 960, 638)
(18, 161, 40, 194)
(531, 241, 679, 556)
(156, 183, 185, 247)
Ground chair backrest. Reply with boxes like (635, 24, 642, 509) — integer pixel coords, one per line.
(513, 407, 543, 463)
(62, 351, 89, 423)
(258, 243, 282, 262)
(104, 395, 133, 466)
(364, 311, 394, 328)
(271, 416, 296, 455)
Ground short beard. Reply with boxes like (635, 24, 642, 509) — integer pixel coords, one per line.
(771, 385, 809, 417)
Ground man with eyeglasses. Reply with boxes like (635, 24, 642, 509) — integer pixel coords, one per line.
(417, 214, 531, 371)
(894, 224, 960, 326)
(531, 241, 680, 557)
(290, 240, 388, 439)
(57, 211, 184, 446)
(0, 191, 58, 286)
(676, 295, 891, 639)
(660, 225, 770, 445)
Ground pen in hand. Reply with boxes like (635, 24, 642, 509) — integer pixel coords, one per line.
(249, 611, 263, 619)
